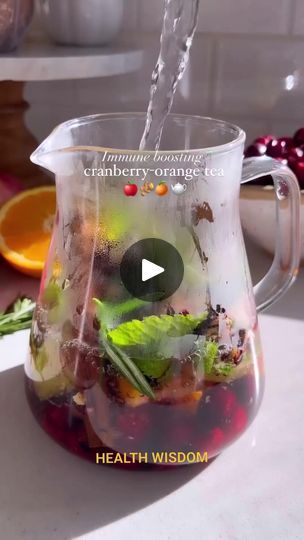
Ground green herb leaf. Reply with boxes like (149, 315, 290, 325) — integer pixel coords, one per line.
(95, 298, 162, 398)
(134, 357, 171, 379)
(95, 301, 208, 399)
(107, 313, 208, 349)
(101, 337, 155, 399)
(35, 348, 48, 376)
(0, 297, 35, 338)
(202, 340, 219, 374)
(42, 282, 62, 308)
(213, 362, 235, 377)
(94, 297, 148, 328)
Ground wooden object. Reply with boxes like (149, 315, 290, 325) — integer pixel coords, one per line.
(0, 81, 49, 187)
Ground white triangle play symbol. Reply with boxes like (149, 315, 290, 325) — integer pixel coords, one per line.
(142, 259, 165, 282)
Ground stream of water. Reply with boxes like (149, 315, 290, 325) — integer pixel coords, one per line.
(140, 0, 200, 151)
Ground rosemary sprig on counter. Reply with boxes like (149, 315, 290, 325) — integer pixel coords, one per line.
(0, 297, 35, 337)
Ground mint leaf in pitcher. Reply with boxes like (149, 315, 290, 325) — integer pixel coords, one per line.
(107, 313, 208, 348)
(202, 340, 219, 374)
(94, 298, 148, 328)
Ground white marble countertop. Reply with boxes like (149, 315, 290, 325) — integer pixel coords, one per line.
(0, 243, 303, 540)
(0, 37, 143, 81)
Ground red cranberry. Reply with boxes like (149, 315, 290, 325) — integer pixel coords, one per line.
(41, 422, 66, 445)
(291, 160, 304, 188)
(288, 147, 303, 161)
(198, 389, 221, 430)
(179, 309, 190, 316)
(287, 160, 297, 173)
(208, 427, 225, 451)
(45, 404, 68, 430)
(254, 135, 273, 146)
(117, 410, 149, 441)
(197, 385, 238, 433)
(278, 136, 293, 149)
(293, 128, 304, 147)
(244, 143, 267, 158)
(288, 147, 304, 171)
(65, 432, 81, 453)
(61, 340, 100, 389)
(232, 375, 256, 408)
(169, 423, 195, 450)
(212, 386, 237, 419)
(225, 406, 247, 440)
(198, 385, 237, 435)
(276, 157, 288, 166)
(65, 429, 88, 458)
(198, 427, 225, 456)
(278, 181, 290, 198)
(266, 139, 288, 158)
(42, 406, 68, 444)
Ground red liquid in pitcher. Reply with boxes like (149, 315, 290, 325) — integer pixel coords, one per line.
(26, 327, 264, 468)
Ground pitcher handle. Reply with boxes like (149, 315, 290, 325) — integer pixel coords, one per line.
(241, 156, 301, 313)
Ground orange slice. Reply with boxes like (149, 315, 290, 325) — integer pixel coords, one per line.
(118, 378, 149, 408)
(0, 186, 56, 278)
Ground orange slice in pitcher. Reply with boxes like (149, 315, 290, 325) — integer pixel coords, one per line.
(0, 186, 56, 278)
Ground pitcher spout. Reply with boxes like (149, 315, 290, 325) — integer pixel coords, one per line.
(31, 135, 56, 173)
(31, 119, 76, 173)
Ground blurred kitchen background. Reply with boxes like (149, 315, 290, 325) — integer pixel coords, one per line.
(25, 0, 304, 144)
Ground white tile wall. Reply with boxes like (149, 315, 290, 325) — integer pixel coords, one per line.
(25, 34, 159, 142)
(214, 38, 304, 121)
(25, 33, 212, 140)
(138, 0, 164, 32)
(171, 33, 212, 115)
(292, 0, 304, 36)
(30, 0, 300, 35)
(25, 0, 304, 147)
(269, 120, 303, 138)
(214, 116, 271, 146)
(122, 0, 139, 30)
(132, 0, 294, 35)
(197, 0, 292, 35)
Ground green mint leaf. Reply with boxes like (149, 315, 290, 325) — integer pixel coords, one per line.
(95, 298, 156, 398)
(213, 362, 235, 377)
(35, 348, 48, 376)
(134, 357, 171, 379)
(203, 340, 219, 374)
(94, 297, 148, 328)
(95, 303, 208, 398)
(12, 299, 22, 313)
(107, 313, 208, 349)
(42, 282, 62, 309)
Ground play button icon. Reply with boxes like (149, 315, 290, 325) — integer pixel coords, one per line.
(142, 259, 164, 282)
(120, 238, 184, 302)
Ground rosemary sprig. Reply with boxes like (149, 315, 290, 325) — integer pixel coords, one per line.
(94, 298, 155, 399)
(102, 337, 155, 399)
(0, 297, 35, 338)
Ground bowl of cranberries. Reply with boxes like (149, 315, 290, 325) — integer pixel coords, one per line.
(240, 129, 304, 262)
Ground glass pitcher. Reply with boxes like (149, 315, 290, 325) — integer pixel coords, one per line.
(26, 114, 301, 467)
